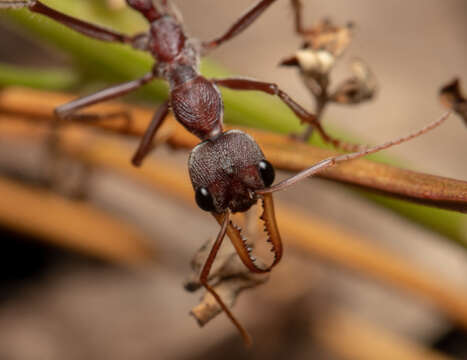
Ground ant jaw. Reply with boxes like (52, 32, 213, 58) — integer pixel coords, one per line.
(260, 193, 283, 267)
(212, 193, 283, 274)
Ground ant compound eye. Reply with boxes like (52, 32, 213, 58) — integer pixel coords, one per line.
(258, 160, 275, 187)
(195, 187, 215, 212)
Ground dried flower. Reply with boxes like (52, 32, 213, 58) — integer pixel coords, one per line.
(331, 59, 377, 105)
(280, 19, 353, 81)
(440, 78, 467, 126)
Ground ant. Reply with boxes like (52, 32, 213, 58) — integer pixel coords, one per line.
(0, 0, 452, 346)
(187, 112, 449, 345)
(0, 0, 318, 166)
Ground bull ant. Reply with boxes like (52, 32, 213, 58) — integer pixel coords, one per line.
(0, 0, 451, 346)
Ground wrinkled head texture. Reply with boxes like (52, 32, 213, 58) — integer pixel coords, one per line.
(189, 130, 271, 213)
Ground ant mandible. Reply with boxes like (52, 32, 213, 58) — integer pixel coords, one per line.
(0, 0, 452, 346)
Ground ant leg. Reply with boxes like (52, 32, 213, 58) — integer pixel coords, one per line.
(201, 212, 252, 346)
(291, 0, 305, 34)
(213, 77, 318, 126)
(0, 0, 144, 46)
(202, 0, 278, 53)
(212, 77, 363, 151)
(131, 100, 170, 167)
(55, 73, 155, 123)
(42, 74, 153, 185)
(304, 121, 364, 152)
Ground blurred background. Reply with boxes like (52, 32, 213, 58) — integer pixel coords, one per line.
(0, 0, 466, 359)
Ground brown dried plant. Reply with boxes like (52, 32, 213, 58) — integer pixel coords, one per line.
(283, 2, 377, 148)
(440, 78, 467, 127)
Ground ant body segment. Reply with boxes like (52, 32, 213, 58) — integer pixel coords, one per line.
(0, 0, 452, 346)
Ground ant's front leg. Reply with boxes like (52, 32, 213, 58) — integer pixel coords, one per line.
(202, 0, 278, 53)
(200, 211, 252, 346)
(0, 0, 147, 49)
(212, 77, 319, 127)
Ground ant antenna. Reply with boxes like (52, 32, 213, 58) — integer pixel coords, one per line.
(257, 111, 451, 194)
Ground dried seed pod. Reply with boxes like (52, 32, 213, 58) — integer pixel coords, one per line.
(301, 19, 354, 57)
(185, 236, 269, 325)
(440, 78, 467, 126)
(280, 20, 354, 93)
(331, 59, 377, 105)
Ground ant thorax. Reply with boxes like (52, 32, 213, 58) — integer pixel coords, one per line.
(188, 130, 275, 214)
(148, 16, 186, 62)
(171, 76, 224, 140)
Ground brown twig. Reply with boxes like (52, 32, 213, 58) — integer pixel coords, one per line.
(0, 176, 156, 265)
(282, 13, 377, 149)
(0, 87, 465, 212)
(314, 309, 455, 360)
(23, 124, 467, 329)
(440, 77, 467, 127)
(2, 113, 467, 330)
(83, 132, 467, 329)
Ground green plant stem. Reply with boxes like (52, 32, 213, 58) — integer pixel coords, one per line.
(1, 1, 465, 246)
(363, 192, 466, 244)
(0, 63, 77, 90)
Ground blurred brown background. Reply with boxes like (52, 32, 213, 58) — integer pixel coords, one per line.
(0, 0, 466, 359)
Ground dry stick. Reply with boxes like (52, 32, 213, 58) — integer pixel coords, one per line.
(27, 127, 467, 330)
(314, 309, 454, 360)
(87, 137, 467, 329)
(0, 176, 156, 265)
(298, 66, 364, 152)
(0, 87, 466, 212)
(2, 117, 467, 330)
(277, 204, 467, 329)
(3, 123, 458, 360)
(4, 116, 455, 357)
(258, 111, 451, 194)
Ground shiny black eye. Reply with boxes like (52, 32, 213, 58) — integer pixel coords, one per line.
(195, 187, 215, 212)
(258, 160, 275, 187)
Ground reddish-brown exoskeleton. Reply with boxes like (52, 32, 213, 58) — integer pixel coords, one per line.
(186, 112, 449, 345)
(0, 0, 318, 165)
(0, 0, 452, 346)
(0, 0, 314, 344)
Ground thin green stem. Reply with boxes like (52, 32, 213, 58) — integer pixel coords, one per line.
(0, 62, 77, 90)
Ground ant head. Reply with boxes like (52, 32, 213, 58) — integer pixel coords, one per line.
(126, 0, 160, 21)
(188, 130, 275, 214)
